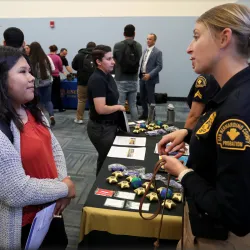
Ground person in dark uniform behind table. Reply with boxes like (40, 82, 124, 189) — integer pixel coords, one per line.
(185, 74, 219, 129)
(58, 48, 73, 75)
(87, 45, 125, 176)
(158, 3, 250, 250)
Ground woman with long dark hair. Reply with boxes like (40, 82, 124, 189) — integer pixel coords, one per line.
(30, 42, 56, 125)
(0, 46, 75, 249)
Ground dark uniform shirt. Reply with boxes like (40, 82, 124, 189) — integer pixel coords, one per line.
(88, 68, 119, 121)
(57, 54, 69, 67)
(187, 74, 219, 110)
(183, 67, 250, 237)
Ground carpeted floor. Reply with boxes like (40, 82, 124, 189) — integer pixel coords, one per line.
(49, 102, 189, 249)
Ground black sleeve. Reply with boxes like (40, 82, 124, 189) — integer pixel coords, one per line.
(191, 75, 210, 104)
(182, 115, 250, 236)
(113, 42, 124, 63)
(62, 57, 69, 67)
(137, 42, 142, 59)
(72, 54, 79, 71)
(89, 77, 106, 98)
(183, 128, 193, 144)
(64, 57, 69, 67)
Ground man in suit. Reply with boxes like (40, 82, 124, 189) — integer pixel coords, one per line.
(139, 33, 163, 120)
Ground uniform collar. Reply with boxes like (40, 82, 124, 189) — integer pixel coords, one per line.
(211, 66, 250, 105)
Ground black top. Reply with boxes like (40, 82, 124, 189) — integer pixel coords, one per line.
(71, 48, 94, 86)
(187, 74, 219, 110)
(183, 67, 250, 237)
(57, 54, 69, 67)
(88, 68, 119, 121)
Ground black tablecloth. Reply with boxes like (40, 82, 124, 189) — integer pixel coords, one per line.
(84, 134, 184, 217)
(78, 122, 185, 249)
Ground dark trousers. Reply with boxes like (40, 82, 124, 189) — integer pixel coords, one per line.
(21, 217, 68, 250)
(52, 76, 63, 110)
(139, 80, 156, 117)
(87, 119, 117, 176)
(37, 85, 54, 117)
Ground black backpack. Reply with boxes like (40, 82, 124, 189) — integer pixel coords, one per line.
(82, 53, 95, 73)
(120, 41, 140, 74)
(0, 120, 13, 143)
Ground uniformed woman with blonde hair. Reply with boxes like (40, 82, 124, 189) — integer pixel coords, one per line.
(158, 3, 250, 250)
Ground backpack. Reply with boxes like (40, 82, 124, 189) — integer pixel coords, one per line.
(81, 53, 95, 73)
(0, 120, 13, 143)
(120, 41, 140, 74)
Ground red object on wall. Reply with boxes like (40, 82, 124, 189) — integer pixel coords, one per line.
(50, 21, 55, 28)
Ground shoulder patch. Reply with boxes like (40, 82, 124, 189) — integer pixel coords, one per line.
(216, 119, 250, 150)
(195, 76, 207, 88)
(194, 90, 202, 99)
(196, 112, 216, 135)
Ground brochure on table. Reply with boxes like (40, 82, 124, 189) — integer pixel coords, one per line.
(107, 146, 146, 161)
(113, 136, 146, 147)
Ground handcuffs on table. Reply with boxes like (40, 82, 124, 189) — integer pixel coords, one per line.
(139, 159, 185, 250)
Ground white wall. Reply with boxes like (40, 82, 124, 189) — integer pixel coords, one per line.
(0, 0, 237, 18)
(0, 0, 242, 97)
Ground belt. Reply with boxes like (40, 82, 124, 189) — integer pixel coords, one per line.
(92, 119, 118, 125)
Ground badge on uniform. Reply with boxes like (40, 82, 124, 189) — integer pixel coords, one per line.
(216, 119, 250, 150)
(196, 112, 216, 135)
(194, 90, 202, 99)
(195, 76, 207, 88)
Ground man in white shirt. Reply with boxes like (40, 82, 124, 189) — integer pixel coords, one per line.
(139, 33, 163, 120)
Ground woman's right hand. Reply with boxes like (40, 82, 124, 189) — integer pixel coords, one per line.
(62, 176, 76, 198)
(117, 105, 125, 112)
(158, 129, 188, 156)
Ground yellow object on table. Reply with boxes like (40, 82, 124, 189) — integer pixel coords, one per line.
(118, 181, 130, 189)
(134, 187, 146, 196)
(146, 192, 159, 201)
(142, 182, 154, 189)
(79, 207, 182, 242)
(126, 176, 136, 182)
(172, 193, 182, 202)
(106, 176, 118, 184)
(162, 200, 176, 210)
(112, 171, 124, 178)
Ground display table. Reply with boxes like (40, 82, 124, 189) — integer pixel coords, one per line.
(60, 79, 89, 110)
(78, 123, 185, 249)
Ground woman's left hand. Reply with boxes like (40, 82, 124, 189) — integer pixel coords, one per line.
(160, 155, 188, 177)
(54, 198, 71, 215)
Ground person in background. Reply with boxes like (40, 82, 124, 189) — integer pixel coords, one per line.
(24, 44, 30, 56)
(3, 27, 30, 65)
(58, 48, 73, 75)
(48, 45, 65, 112)
(87, 45, 125, 176)
(158, 3, 250, 250)
(3, 27, 25, 48)
(113, 24, 142, 121)
(139, 33, 163, 120)
(72, 41, 96, 124)
(30, 42, 56, 125)
(0, 46, 76, 249)
(185, 74, 219, 129)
